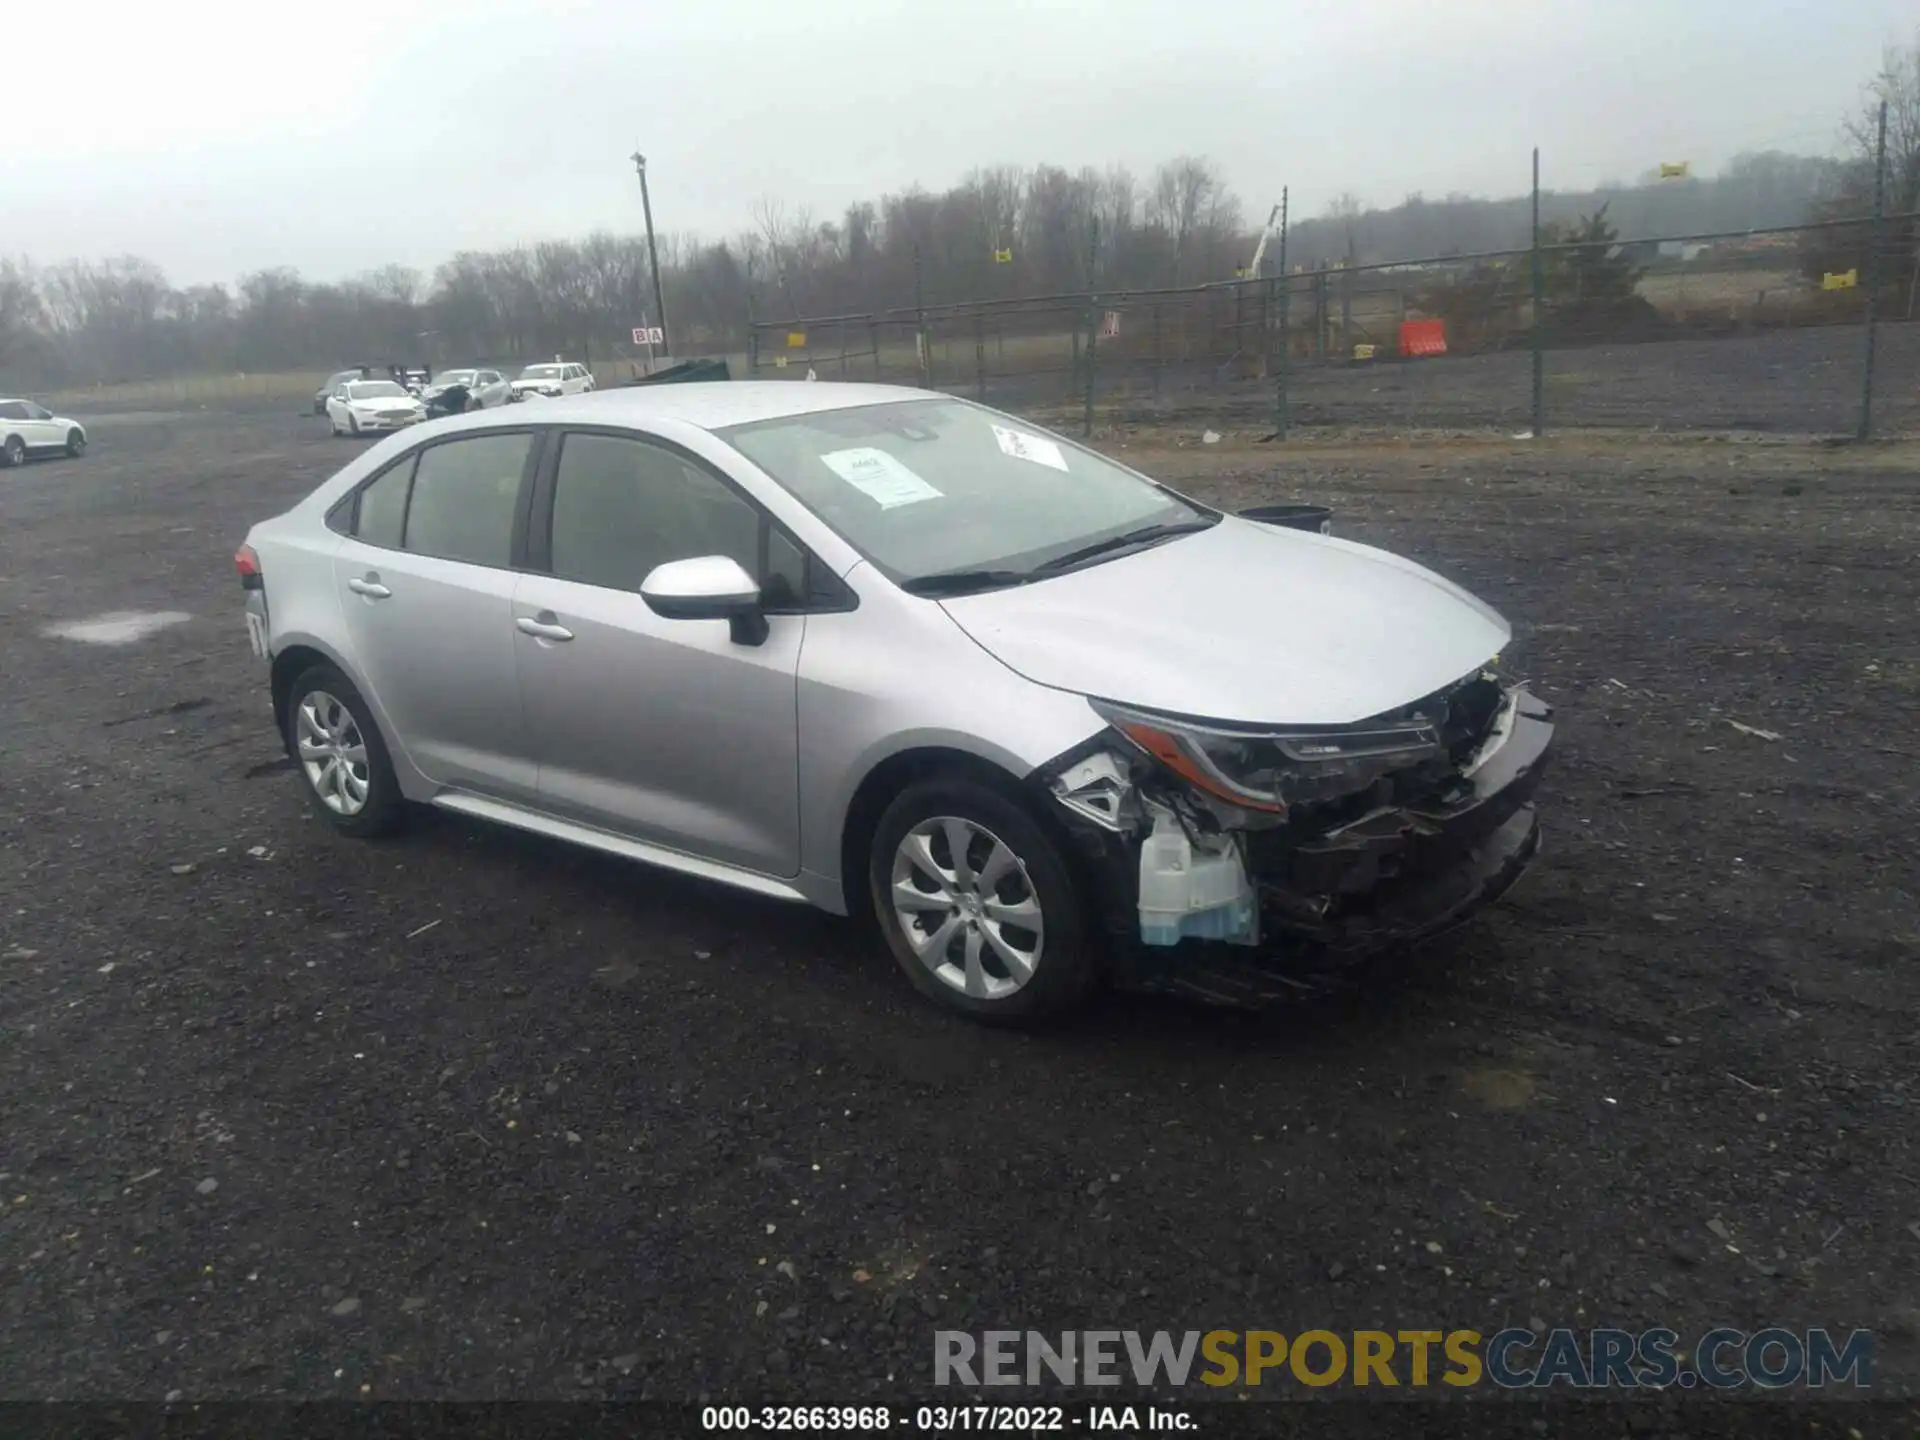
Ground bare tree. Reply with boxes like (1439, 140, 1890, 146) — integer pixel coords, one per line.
(1324, 192, 1365, 261)
(0, 260, 44, 372)
(1148, 155, 1223, 284)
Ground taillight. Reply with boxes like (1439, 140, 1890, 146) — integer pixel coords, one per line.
(235, 544, 263, 591)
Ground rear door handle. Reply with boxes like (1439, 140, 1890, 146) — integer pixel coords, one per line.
(515, 615, 574, 642)
(347, 576, 392, 599)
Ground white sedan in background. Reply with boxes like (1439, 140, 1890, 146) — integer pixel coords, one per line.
(0, 398, 88, 466)
(326, 379, 426, 437)
(511, 361, 596, 399)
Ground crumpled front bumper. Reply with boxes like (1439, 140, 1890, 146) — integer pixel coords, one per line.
(1050, 687, 1554, 1005)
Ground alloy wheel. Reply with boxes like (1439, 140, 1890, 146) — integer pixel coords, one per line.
(889, 816, 1045, 1000)
(295, 690, 372, 816)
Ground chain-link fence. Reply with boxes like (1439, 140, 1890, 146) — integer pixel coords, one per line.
(750, 212, 1920, 440)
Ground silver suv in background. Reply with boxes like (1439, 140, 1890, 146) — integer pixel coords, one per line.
(235, 384, 1551, 1022)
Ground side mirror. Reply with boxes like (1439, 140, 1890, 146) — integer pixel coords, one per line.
(640, 555, 768, 645)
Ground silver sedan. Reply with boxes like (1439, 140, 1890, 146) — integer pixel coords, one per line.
(235, 383, 1551, 1022)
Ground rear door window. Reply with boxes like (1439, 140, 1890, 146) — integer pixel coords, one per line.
(403, 433, 534, 568)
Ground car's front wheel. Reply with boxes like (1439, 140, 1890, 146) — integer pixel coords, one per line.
(869, 775, 1100, 1024)
(285, 663, 404, 838)
(65, 429, 86, 458)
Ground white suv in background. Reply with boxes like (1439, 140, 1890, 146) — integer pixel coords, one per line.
(512, 362, 595, 399)
(0, 398, 88, 466)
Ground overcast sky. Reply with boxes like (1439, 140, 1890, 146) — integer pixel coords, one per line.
(9, 0, 1912, 287)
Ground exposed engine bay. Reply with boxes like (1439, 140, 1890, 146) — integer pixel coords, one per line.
(1040, 667, 1555, 1003)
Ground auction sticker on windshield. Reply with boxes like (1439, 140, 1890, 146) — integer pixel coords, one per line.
(821, 447, 943, 508)
(990, 423, 1068, 472)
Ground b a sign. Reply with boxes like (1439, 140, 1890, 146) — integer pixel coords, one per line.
(632, 326, 664, 346)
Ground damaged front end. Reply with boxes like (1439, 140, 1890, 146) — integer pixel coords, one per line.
(1040, 670, 1554, 1004)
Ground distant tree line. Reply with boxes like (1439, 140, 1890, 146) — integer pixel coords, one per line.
(2, 35, 1914, 388)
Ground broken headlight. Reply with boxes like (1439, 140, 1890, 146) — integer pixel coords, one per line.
(1089, 698, 1446, 815)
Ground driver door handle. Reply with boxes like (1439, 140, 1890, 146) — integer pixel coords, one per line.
(347, 576, 392, 599)
(516, 615, 574, 642)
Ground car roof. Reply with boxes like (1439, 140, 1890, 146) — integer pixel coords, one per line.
(481, 380, 942, 431)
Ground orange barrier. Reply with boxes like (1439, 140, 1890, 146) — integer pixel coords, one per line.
(1398, 319, 1448, 357)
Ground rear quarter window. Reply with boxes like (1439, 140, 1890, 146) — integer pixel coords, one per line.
(355, 460, 412, 548)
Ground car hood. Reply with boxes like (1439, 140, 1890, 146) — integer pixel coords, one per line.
(353, 397, 421, 411)
(936, 517, 1513, 725)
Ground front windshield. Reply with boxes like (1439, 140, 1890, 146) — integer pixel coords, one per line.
(521, 365, 563, 379)
(347, 381, 407, 399)
(718, 398, 1209, 587)
(438, 370, 477, 384)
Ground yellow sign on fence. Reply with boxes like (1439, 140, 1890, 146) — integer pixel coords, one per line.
(786, 331, 807, 348)
(1353, 343, 1376, 361)
(1821, 269, 1859, 291)
(774, 355, 788, 368)
(1659, 161, 1690, 179)
(993, 247, 1013, 264)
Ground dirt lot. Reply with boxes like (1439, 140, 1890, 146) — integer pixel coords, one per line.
(2, 401, 1917, 1424)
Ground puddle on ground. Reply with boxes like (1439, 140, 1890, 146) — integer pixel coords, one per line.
(1457, 1067, 1536, 1111)
(43, 610, 193, 645)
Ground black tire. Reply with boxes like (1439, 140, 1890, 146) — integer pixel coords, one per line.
(868, 774, 1100, 1024)
(65, 429, 86, 458)
(283, 663, 405, 839)
(2, 434, 23, 468)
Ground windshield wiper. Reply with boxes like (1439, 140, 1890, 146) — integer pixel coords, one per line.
(900, 568, 1031, 597)
(1032, 517, 1218, 575)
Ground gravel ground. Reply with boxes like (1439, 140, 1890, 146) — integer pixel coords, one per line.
(1, 406, 1917, 1422)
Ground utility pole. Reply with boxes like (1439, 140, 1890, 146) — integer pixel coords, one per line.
(1858, 99, 1888, 441)
(1530, 148, 1544, 437)
(631, 150, 670, 356)
(1272, 187, 1290, 439)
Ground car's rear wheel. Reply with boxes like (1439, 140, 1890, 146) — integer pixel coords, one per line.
(2, 435, 23, 467)
(285, 663, 404, 838)
(868, 775, 1100, 1024)
(65, 429, 86, 458)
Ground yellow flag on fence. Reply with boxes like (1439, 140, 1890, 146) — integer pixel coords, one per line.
(1659, 161, 1690, 179)
(1821, 269, 1859, 291)
(993, 247, 1013, 264)
(785, 331, 806, 348)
